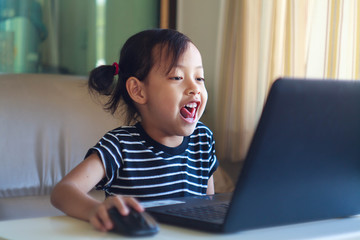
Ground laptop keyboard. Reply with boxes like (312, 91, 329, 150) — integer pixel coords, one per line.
(165, 203, 229, 220)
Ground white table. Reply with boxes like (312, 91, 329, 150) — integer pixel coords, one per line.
(1, 215, 360, 239)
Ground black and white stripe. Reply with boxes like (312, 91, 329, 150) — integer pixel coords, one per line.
(87, 122, 218, 200)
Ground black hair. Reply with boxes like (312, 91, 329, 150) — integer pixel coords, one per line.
(88, 28, 192, 124)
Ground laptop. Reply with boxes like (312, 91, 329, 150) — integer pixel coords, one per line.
(145, 78, 360, 233)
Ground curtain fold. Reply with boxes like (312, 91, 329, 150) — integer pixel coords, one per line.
(216, 0, 360, 163)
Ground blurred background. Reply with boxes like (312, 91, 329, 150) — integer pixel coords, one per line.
(0, 0, 160, 75)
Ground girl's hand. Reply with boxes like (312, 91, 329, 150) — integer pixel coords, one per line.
(88, 195, 144, 232)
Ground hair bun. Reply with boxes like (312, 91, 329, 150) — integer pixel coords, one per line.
(88, 65, 116, 96)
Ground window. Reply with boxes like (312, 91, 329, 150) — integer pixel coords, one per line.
(0, 0, 160, 75)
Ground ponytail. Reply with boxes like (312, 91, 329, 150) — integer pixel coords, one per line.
(88, 64, 116, 96)
(88, 63, 137, 124)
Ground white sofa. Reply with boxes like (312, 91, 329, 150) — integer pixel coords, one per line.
(0, 74, 121, 220)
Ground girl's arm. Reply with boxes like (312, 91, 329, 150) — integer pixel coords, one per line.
(50, 153, 143, 232)
(51, 153, 105, 220)
(206, 175, 215, 195)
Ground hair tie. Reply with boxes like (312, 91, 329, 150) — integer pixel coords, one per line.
(112, 62, 119, 76)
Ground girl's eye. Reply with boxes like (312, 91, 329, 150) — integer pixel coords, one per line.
(196, 77, 205, 82)
(170, 76, 183, 80)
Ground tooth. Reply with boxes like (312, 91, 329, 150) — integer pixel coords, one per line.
(186, 103, 197, 108)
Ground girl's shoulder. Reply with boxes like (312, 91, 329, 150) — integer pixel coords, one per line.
(192, 121, 214, 138)
(195, 121, 213, 132)
(104, 124, 141, 140)
(109, 124, 138, 133)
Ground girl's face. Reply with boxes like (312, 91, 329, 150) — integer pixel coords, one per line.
(139, 43, 208, 147)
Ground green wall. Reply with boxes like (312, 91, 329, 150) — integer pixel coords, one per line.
(105, 0, 159, 64)
(0, 0, 159, 75)
(57, 0, 159, 75)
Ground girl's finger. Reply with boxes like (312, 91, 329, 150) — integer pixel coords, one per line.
(111, 196, 130, 215)
(96, 205, 113, 230)
(89, 214, 107, 232)
(124, 197, 144, 212)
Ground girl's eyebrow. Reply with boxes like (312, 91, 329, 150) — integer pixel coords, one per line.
(175, 64, 203, 69)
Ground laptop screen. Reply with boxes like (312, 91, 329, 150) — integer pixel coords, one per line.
(224, 78, 360, 232)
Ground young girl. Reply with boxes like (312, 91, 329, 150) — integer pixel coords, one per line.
(51, 29, 218, 232)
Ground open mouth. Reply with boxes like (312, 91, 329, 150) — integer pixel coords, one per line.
(180, 102, 199, 121)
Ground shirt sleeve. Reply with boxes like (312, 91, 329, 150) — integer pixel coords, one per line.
(85, 132, 123, 190)
(208, 137, 219, 177)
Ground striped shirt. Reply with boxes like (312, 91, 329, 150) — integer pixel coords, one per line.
(86, 122, 218, 200)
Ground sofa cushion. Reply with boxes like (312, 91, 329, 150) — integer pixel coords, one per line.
(0, 74, 121, 198)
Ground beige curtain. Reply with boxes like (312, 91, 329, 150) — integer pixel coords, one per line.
(215, 0, 360, 163)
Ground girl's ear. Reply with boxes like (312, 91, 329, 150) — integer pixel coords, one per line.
(126, 77, 147, 105)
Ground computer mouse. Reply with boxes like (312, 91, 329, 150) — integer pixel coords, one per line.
(108, 206, 159, 236)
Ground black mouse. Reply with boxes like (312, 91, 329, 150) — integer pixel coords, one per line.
(108, 207, 159, 236)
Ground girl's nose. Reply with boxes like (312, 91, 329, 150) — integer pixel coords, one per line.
(186, 79, 201, 95)
(187, 88, 201, 95)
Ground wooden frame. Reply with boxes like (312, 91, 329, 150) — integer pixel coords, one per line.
(160, 0, 177, 29)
